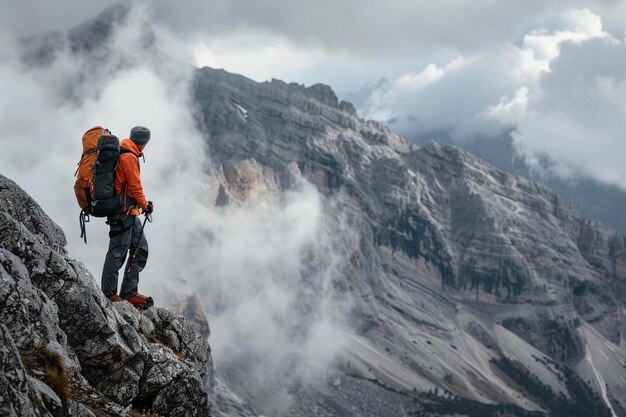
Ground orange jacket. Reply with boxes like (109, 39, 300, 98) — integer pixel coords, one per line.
(115, 139, 148, 215)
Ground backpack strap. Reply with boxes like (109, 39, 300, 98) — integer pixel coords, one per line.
(74, 146, 100, 177)
(79, 209, 90, 244)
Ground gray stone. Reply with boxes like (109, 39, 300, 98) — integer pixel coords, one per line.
(0, 324, 46, 417)
(0, 174, 212, 416)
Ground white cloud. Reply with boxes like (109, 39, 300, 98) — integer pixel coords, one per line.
(339, 6, 626, 195)
(353, 5, 626, 180)
(193, 34, 327, 83)
(513, 36, 626, 188)
(357, 53, 516, 139)
(561, 8, 607, 38)
(510, 8, 611, 85)
(395, 56, 467, 90)
(482, 87, 529, 125)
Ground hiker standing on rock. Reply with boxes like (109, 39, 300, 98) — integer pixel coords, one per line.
(101, 126, 154, 309)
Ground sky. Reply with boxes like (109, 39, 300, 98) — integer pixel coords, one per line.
(2, 1, 625, 87)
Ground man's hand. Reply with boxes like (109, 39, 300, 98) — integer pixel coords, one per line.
(145, 201, 154, 214)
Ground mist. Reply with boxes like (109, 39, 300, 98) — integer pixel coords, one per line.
(0, 4, 352, 413)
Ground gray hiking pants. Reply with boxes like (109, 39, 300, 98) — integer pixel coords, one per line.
(101, 215, 149, 298)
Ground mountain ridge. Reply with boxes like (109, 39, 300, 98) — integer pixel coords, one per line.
(192, 64, 626, 416)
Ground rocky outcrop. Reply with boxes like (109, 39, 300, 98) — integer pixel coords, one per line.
(0, 174, 211, 416)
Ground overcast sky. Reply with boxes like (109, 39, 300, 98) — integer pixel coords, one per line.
(3, 1, 625, 88)
(2, 1, 626, 189)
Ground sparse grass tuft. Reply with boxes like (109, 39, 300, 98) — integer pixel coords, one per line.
(45, 366, 70, 400)
(19, 341, 70, 401)
(146, 333, 168, 346)
(28, 389, 44, 408)
(146, 333, 186, 363)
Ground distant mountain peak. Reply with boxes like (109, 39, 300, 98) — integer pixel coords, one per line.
(67, 3, 130, 53)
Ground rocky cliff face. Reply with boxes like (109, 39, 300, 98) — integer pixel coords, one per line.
(192, 67, 626, 416)
(0, 174, 211, 416)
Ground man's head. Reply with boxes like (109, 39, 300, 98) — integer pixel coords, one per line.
(130, 126, 150, 149)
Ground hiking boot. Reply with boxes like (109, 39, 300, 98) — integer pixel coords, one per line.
(108, 294, 125, 302)
(124, 293, 154, 310)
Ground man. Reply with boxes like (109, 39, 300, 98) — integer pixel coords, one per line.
(101, 126, 154, 309)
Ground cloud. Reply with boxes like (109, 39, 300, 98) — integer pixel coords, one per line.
(157, 1, 561, 91)
(193, 33, 328, 83)
(153, 1, 543, 55)
(351, 7, 626, 193)
(358, 53, 515, 139)
(0, 1, 593, 93)
(508, 8, 611, 85)
(395, 56, 468, 90)
(482, 87, 529, 125)
(4, 2, 626, 95)
(513, 36, 626, 188)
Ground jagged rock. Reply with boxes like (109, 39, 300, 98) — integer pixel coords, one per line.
(306, 83, 339, 107)
(339, 100, 357, 116)
(0, 174, 211, 417)
(113, 304, 211, 377)
(67, 4, 130, 54)
(175, 294, 211, 339)
(113, 304, 211, 417)
(221, 158, 279, 204)
(215, 184, 230, 207)
(0, 324, 43, 417)
(0, 176, 66, 251)
(0, 248, 71, 359)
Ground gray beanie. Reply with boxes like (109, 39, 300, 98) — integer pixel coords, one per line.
(130, 126, 151, 145)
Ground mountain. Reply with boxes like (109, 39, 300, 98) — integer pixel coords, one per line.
(192, 67, 626, 416)
(343, 84, 626, 237)
(458, 134, 626, 238)
(20, 4, 131, 67)
(6, 5, 626, 417)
